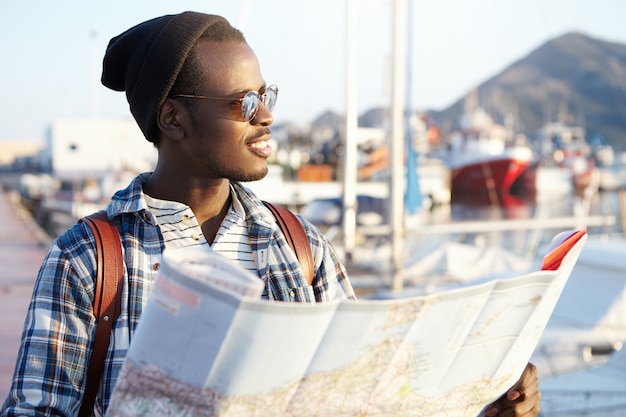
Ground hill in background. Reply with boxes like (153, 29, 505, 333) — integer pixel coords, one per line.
(426, 32, 626, 150)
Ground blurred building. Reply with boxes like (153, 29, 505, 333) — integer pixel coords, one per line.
(47, 118, 157, 176)
(0, 140, 45, 172)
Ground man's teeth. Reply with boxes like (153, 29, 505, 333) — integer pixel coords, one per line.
(249, 141, 267, 148)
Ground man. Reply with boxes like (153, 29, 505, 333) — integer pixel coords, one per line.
(1, 11, 540, 417)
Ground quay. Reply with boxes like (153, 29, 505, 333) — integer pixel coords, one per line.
(0, 184, 51, 400)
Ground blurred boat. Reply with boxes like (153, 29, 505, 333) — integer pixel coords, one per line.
(432, 92, 537, 203)
(539, 345, 626, 417)
(247, 159, 451, 210)
(598, 151, 626, 191)
(535, 121, 604, 196)
(18, 170, 137, 237)
(531, 234, 626, 379)
(448, 144, 535, 201)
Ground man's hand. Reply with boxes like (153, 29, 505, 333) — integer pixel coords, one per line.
(485, 362, 541, 417)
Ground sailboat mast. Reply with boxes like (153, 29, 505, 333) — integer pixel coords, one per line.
(343, 0, 358, 261)
(390, 0, 407, 292)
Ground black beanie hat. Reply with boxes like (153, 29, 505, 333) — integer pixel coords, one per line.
(101, 11, 231, 142)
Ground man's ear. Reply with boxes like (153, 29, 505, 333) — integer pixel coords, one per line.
(157, 99, 186, 141)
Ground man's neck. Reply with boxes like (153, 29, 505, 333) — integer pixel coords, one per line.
(143, 172, 233, 243)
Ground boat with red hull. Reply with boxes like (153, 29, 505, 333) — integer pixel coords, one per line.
(437, 91, 537, 205)
(449, 146, 536, 203)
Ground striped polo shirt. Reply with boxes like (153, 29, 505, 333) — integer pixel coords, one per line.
(143, 186, 257, 275)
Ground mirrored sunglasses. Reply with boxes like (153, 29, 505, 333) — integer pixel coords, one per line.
(172, 85, 278, 122)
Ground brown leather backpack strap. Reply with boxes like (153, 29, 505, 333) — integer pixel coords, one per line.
(263, 202, 315, 285)
(78, 210, 124, 417)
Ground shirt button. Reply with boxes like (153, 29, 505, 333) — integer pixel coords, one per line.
(143, 213, 151, 222)
(183, 214, 190, 221)
(289, 290, 295, 298)
(192, 234, 200, 241)
(153, 263, 160, 271)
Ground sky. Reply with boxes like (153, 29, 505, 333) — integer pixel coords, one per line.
(2, 0, 626, 141)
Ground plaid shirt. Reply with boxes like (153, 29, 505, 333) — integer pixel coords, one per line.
(1, 173, 356, 416)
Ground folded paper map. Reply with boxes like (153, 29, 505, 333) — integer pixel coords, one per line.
(105, 230, 587, 417)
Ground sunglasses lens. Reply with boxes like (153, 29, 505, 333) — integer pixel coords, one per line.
(241, 91, 259, 122)
(263, 87, 278, 113)
(240, 86, 278, 121)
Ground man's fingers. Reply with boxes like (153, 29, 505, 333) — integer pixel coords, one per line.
(489, 363, 541, 417)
